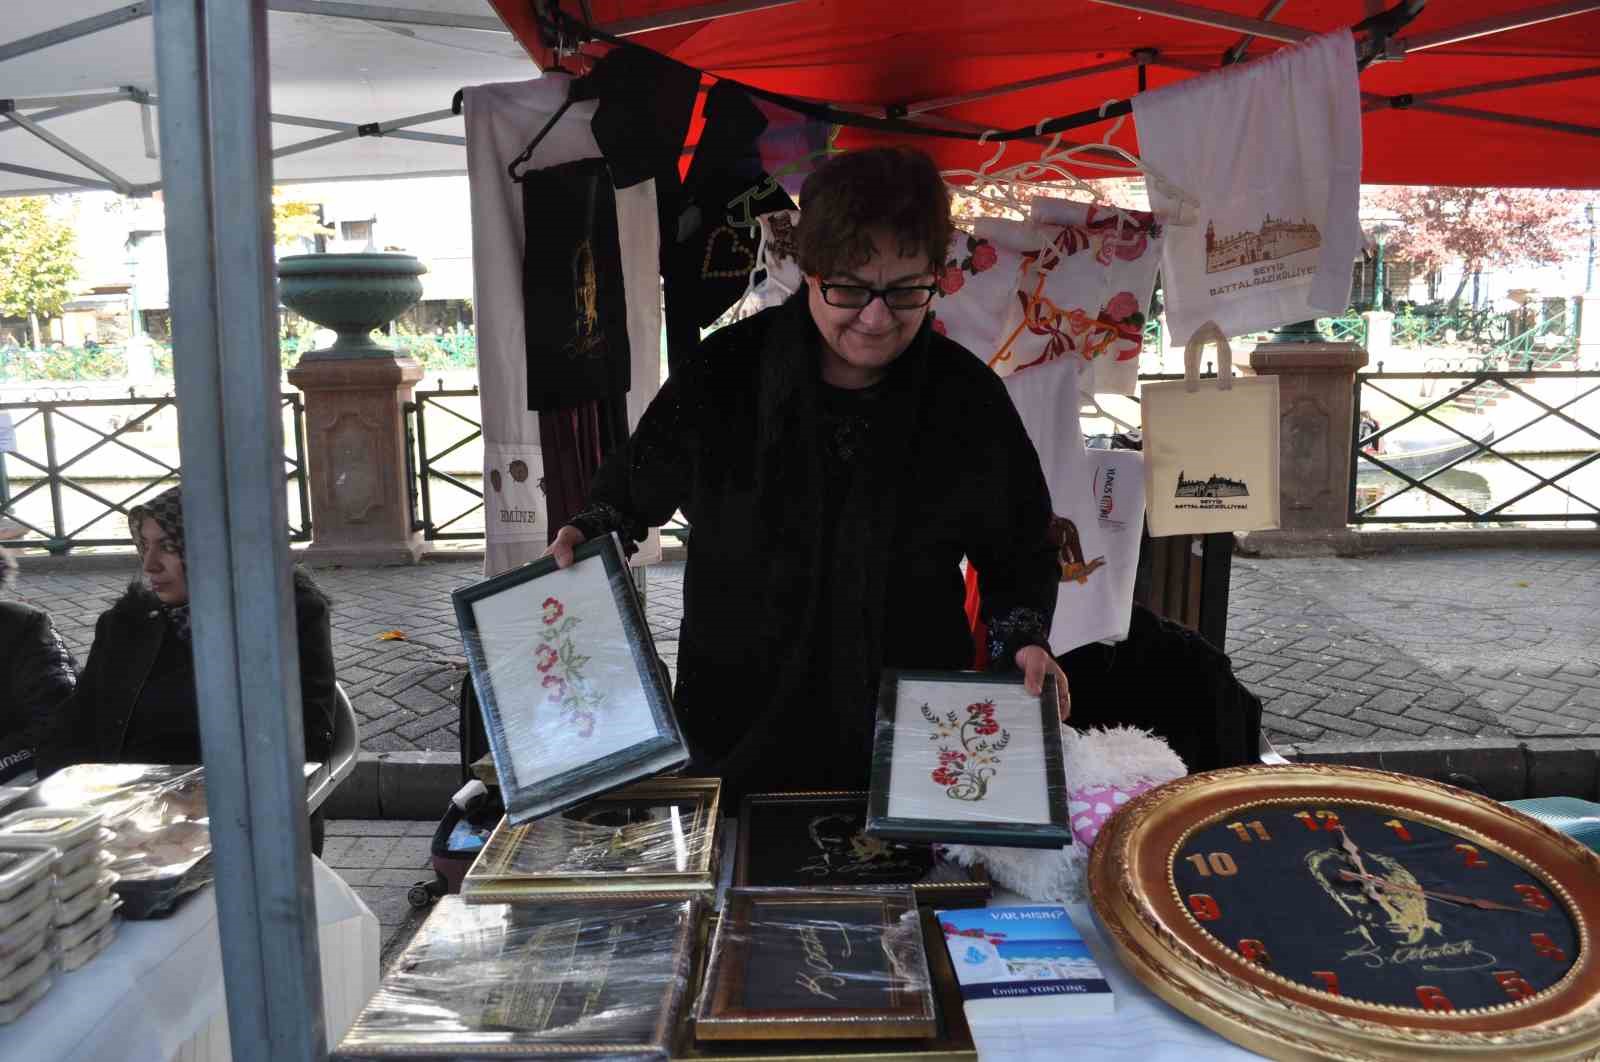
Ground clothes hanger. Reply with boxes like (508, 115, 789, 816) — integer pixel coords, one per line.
(1030, 102, 1198, 224)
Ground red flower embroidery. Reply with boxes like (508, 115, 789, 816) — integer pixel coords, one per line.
(939, 749, 967, 766)
(534, 643, 558, 672)
(542, 674, 566, 698)
(1104, 290, 1140, 322)
(966, 700, 996, 717)
(938, 265, 965, 296)
(931, 317, 948, 336)
(931, 767, 961, 786)
(541, 596, 564, 624)
(974, 720, 1000, 736)
(969, 241, 998, 273)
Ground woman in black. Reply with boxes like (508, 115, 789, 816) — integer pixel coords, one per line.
(0, 549, 77, 782)
(36, 486, 335, 775)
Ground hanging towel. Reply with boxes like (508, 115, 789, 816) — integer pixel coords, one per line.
(928, 223, 1024, 364)
(746, 209, 803, 312)
(987, 200, 1162, 395)
(1132, 29, 1362, 341)
(463, 76, 661, 576)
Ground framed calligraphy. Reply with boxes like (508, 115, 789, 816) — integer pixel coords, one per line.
(735, 791, 990, 906)
(694, 888, 938, 1041)
(452, 534, 688, 824)
(866, 670, 1071, 849)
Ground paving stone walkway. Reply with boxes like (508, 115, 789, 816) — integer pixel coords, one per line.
(12, 547, 1598, 754)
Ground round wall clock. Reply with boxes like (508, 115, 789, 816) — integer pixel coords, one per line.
(1089, 764, 1600, 1060)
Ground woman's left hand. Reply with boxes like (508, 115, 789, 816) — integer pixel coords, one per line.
(1014, 645, 1071, 721)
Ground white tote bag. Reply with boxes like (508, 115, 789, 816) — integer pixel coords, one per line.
(1141, 323, 1280, 536)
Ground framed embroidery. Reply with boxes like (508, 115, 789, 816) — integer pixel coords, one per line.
(734, 791, 990, 906)
(461, 778, 721, 901)
(865, 670, 1071, 849)
(693, 888, 938, 1042)
(452, 534, 688, 824)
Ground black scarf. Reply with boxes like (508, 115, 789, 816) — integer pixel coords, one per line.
(128, 486, 192, 642)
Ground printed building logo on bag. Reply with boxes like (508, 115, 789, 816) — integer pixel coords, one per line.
(1204, 215, 1321, 274)
(1174, 469, 1250, 510)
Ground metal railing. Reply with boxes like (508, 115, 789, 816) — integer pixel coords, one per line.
(1350, 369, 1600, 525)
(405, 384, 484, 540)
(0, 391, 310, 552)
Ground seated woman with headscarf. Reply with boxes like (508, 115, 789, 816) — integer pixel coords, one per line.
(36, 486, 336, 776)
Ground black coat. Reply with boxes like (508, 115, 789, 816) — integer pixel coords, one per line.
(36, 569, 336, 776)
(572, 294, 1057, 798)
(0, 602, 77, 782)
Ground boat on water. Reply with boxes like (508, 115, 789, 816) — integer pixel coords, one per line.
(1359, 417, 1496, 481)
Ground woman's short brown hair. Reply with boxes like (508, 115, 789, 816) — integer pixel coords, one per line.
(796, 147, 953, 280)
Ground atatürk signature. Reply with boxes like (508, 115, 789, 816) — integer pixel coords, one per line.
(794, 920, 853, 1001)
(1343, 937, 1498, 972)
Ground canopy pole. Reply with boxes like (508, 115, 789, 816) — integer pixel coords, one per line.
(0, 162, 115, 191)
(1083, 0, 1313, 42)
(904, 57, 1142, 118)
(0, 1, 153, 64)
(150, 0, 326, 1059)
(1363, 65, 1600, 110)
(1, 111, 134, 195)
(1399, 0, 1600, 53)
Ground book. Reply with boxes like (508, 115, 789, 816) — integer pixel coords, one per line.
(935, 904, 1114, 1021)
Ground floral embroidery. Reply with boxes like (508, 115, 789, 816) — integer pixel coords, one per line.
(935, 233, 999, 303)
(533, 597, 604, 738)
(939, 266, 965, 296)
(922, 700, 1010, 801)
(929, 315, 949, 337)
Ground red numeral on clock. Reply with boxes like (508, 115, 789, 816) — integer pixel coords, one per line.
(1237, 939, 1271, 965)
(1494, 971, 1536, 1001)
(1531, 933, 1567, 961)
(1293, 810, 1343, 831)
(1188, 894, 1221, 921)
(1383, 819, 1413, 842)
(1515, 884, 1553, 911)
(1455, 844, 1486, 868)
(1311, 971, 1340, 996)
(1416, 985, 1455, 1012)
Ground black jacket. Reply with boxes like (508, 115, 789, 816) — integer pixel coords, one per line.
(573, 294, 1057, 798)
(36, 569, 336, 776)
(0, 602, 77, 782)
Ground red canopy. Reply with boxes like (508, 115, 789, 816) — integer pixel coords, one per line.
(489, 1, 1600, 188)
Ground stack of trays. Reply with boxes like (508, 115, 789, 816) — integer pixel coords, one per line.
(0, 808, 122, 987)
(0, 849, 58, 1022)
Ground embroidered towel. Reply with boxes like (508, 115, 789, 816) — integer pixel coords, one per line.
(1132, 29, 1362, 341)
(929, 222, 1026, 363)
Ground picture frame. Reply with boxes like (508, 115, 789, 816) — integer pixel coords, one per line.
(866, 670, 1071, 849)
(735, 791, 990, 907)
(694, 887, 938, 1042)
(452, 534, 688, 824)
(332, 896, 696, 1060)
(461, 777, 722, 901)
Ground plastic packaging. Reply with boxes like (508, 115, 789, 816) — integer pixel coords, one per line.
(0, 808, 106, 853)
(0, 903, 51, 958)
(865, 671, 1072, 849)
(693, 886, 938, 1042)
(55, 849, 117, 903)
(332, 896, 695, 1061)
(0, 878, 51, 930)
(55, 895, 118, 951)
(0, 849, 55, 906)
(0, 927, 47, 980)
(451, 534, 689, 826)
(58, 919, 118, 973)
(53, 830, 114, 878)
(55, 872, 118, 925)
(461, 778, 720, 902)
(0, 948, 51, 1002)
(22, 764, 213, 919)
(0, 972, 50, 1024)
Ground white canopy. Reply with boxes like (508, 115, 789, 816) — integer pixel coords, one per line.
(0, 0, 538, 197)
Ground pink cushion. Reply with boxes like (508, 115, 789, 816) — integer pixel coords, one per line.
(1069, 780, 1157, 847)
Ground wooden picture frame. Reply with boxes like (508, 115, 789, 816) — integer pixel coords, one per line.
(866, 670, 1071, 849)
(462, 777, 721, 901)
(452, 534, 687, 824)
(694, 887, 938, 1041)
(735, 791, 990, 906)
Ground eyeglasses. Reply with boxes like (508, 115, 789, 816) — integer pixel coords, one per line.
(818, 281, 938, 311)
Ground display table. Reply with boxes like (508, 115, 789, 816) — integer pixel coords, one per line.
(2, 856, 378, 1062)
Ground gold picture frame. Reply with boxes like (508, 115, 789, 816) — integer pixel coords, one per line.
(461, 777, 721, 902)
(1089, 764, 1600, 1061)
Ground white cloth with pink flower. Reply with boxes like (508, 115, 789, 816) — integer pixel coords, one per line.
(983, 200, 1162, 396)
(927, 222, 1025, 362)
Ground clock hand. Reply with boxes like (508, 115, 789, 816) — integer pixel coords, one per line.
(1333, 826, 1380, 902)
(1336, 869, 1536, 913)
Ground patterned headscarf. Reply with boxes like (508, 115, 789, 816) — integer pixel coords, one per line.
(129, 485, 190, 639)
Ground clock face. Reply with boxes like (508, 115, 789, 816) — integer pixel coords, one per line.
(1172, 801, 1580, 1011)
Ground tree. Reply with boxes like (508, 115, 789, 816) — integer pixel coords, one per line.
(272, 188, 334, 248)
(1363, 186, 1586, 309)
(0, 197, 79, 348)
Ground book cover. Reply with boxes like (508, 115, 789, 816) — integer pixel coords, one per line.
(935, 904, 1113, 1017)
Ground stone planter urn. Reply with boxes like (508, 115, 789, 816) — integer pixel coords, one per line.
(281, 253, 428, 564)
(278, 252, 427, 360)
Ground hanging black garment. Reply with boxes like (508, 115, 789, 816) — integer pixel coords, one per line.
(538, 397, 631, 543)
(588, 46, 700, 190)
(521, 157, 632, 412)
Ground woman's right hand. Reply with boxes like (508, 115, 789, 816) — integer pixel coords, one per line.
(544, 525, 587, 568)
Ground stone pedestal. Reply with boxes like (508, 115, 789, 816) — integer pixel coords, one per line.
(287, 354, 425, 566)
(1243, 340, 1369, 554)
(1577, 294, 1600, 369)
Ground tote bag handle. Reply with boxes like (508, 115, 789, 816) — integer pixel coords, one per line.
(1184, 321, 1233, 393)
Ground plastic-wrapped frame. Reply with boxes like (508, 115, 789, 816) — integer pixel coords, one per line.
(0, 878, 50, 929)
(0, 972, 50, 1023)
(452, 534, 688, 825)
(866, 671, 1071, 849)
(694, 887, 938, 1041)
(734, 792, 991, 907)
(58, 920, 118, 973)
(333, 896, 696, 1061)
(462, 777, 721, 902)
(0, 808, 105, 852)
(0, 903, 51, 956)
(55, 895, 119, 951)
(24, 764, 213, 919)
(0, 849, 54, 906)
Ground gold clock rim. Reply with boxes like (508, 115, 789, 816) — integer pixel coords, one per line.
(1088, 764, 1600, 1061)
